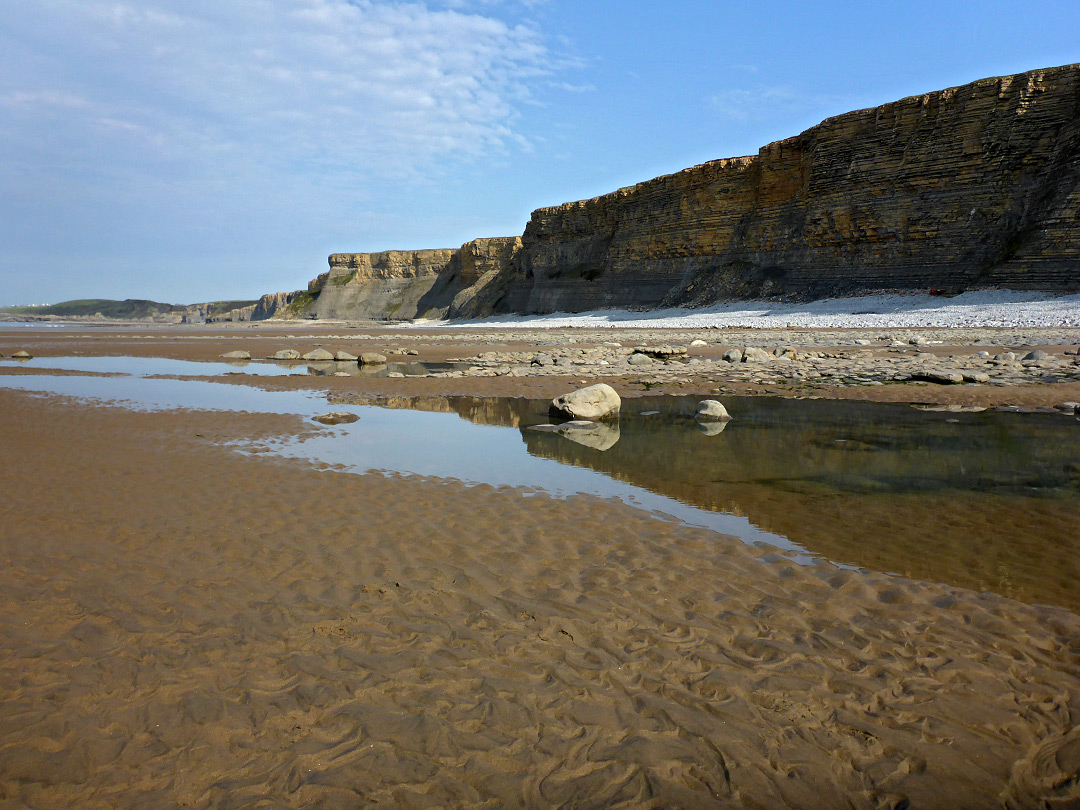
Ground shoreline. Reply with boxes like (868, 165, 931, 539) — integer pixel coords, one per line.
(3, 322, 1079, 411)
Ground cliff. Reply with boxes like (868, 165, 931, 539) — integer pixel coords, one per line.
(258, 63, 1080, 321)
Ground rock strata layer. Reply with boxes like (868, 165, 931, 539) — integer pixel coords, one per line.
(258, 64, 1080, 321)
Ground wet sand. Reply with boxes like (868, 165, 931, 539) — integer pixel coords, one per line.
(2, 383, 1080, 808)
(2, 324, 1080, 808)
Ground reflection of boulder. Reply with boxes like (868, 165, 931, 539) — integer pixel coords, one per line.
(696, 420, 729, 436)
(305, 362, 336, 376)
(528, 420, 620, 451)
(551, 384, 621, 421)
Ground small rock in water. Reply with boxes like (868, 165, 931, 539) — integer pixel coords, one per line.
(269, 349, 302, 360)
(11, 350, 32, 359)
(551, 383, 621, 421)
(302, 349, 335, 362)
(313, 412, 359, 425)
(695, 400, 732, 422)
(359, 353, 387, 366)
(220, 350, 251, 360)
(335, 350, 358, 361)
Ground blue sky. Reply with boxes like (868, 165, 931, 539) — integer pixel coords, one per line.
(2, 0, 1077, 305)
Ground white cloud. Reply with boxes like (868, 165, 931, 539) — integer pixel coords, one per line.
(0, 0, 564, 182)
(710, 85, 848, 122)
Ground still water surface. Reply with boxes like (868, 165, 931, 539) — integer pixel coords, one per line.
(2, 366, 1077, 612)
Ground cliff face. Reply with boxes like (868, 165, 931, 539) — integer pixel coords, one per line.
(253, 63, 1079, 321)
(283, 238, 524, 321)
(507, 63, 1080, 311)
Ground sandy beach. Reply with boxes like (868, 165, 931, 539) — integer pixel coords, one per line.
(2, 322, 1079, 809)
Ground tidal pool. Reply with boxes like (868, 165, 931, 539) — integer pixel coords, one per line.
(0, 355, 460, 378)
(2, 370, 1077, 611)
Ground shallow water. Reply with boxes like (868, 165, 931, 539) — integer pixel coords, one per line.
(2, 370, 1078, 610)
(0, 355, 459, 378)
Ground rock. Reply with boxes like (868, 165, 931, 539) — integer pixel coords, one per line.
(269, 349, 302, 360)
(1054, 402, 1079, 415)
(994, 352, 1017, 362)
(722, 349, 742, 363)
(358, 353, 387, 366)
(1022, 349, 1049, 362)
(302, 349, 335, 361)
(627, 353, 654, 366)
(633, 345, 687, 359)
(335, 350, 358, 361)
(313, 412, 359, 425)
(695, 400, 732, 422)
(532, 353, 553, 367)
(961, 371, 991, 383)
(910, 371, 964, 384)
(528, 420, 620, 451)
(689, 339, 708, 347)
(550, 383, 621, 421)
(741, 347, 772, 363)
(333, 371, 351, 377)
(11, 350, 31, 359)
(387, 372, 405, 378)
(220, 350, 251, 360)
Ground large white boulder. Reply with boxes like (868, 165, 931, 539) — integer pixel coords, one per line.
(550, 383, 621, 421)
(695, 400, 732, 422)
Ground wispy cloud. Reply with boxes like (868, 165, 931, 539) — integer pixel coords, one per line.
(0, 0, 567, 183)
(710, 84, 848, 122)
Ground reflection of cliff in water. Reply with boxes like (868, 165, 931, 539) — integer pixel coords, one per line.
(373, 394, 1080, 612)
(520, 396, 1080, 612)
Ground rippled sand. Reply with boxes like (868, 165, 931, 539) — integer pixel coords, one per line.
(1, 389, 1078, 809)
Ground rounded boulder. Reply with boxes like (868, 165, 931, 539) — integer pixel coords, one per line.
(550, 383, 621, 421)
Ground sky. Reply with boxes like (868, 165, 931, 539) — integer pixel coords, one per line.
(1, 0, 1077, 306)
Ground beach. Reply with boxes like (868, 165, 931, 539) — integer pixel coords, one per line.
(2, 319, 1079, 809)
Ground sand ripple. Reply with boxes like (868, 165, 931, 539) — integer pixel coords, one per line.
(1, 390, 1078, 808)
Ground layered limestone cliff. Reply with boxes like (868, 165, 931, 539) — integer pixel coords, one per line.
(274, 238, 524, 321)
(255, 63, 1079, 321)
(509, 62, 1080, 311)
